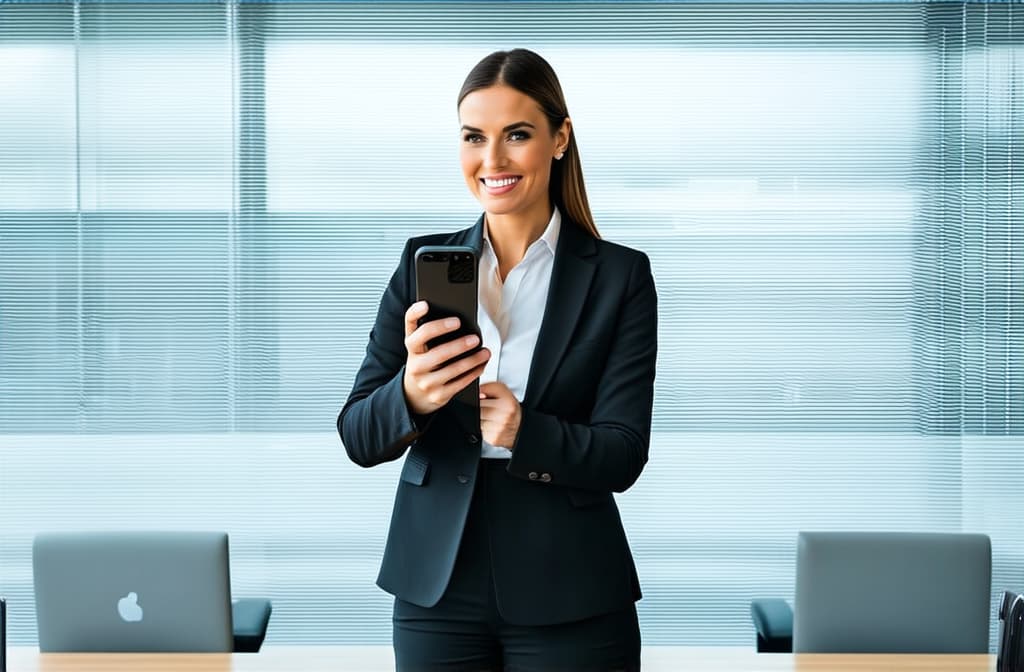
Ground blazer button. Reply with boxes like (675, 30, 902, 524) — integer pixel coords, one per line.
(528, 472, 538, 480)
(540, 473, 552, 483)
(467, 434, 479, 444)
(457, 474, 470, 484)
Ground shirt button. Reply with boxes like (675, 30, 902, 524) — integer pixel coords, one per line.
(467, 435, 479, 444)
(457, 474, 469, 484)
(528, 472, 539, 480)
(540, 473, 552, 483)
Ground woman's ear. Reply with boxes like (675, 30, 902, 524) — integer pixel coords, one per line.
(555, 117, 572, 157)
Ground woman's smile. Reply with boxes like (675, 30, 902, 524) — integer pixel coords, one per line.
(459, 85, 567, 229)
(481, 174, 522, 195)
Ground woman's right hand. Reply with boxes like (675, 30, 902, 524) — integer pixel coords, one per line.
(403, 301, 491, 416)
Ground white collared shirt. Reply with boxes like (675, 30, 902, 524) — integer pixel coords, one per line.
(477, 207, 561, 458)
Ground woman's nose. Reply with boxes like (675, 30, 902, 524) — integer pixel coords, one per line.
(484, 142, 507, 170)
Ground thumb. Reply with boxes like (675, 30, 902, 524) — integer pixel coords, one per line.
(479, 381, 502, 398)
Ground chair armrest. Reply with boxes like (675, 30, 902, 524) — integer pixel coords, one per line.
(232, 598, 272, 653)
(750, 598, 793, 653)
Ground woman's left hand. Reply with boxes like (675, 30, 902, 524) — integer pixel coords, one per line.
(479, 382, 522, 449)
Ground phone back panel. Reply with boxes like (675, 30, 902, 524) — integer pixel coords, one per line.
(414, 245, 481, 412)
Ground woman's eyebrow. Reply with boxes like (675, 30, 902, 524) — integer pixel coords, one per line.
(461, 121, 537, 133)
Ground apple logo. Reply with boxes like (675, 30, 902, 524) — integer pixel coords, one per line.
(117, 592, 144, 622)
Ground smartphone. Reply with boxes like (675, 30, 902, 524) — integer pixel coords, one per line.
(414, 245, 482, 410)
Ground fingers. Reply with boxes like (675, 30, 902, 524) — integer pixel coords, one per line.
(406, 333, 484, 377)
(416, 358, 489, 409)
(404, 301, 429, 339)
(442, 360, 489, 398)
(478, 381, 511, 399)
(406, 346, 489, 411)
(403, 299, 491, 413)
(479, 396, 513, 418)
(479, 384, 514, 414)
(404, 310, 468, 360)
(479, 386, 522, 449)
(415, 348, 489, 390)
(418, 334, 481, 373)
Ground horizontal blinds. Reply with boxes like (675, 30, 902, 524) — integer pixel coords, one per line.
(1, 0, 1021, 648)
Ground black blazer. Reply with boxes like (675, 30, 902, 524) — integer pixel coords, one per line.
(338, 215, 658, 626)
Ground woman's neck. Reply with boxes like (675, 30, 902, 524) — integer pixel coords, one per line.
(485, 204, 553, 279)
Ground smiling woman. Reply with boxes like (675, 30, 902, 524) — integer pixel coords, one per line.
(458, 86, 570, 255)
(3, 0, 1020, 655)
(338, 48, 658, 671)
(458, 50, 599, 247)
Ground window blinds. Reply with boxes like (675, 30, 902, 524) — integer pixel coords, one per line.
(1, 1, 1021, 647)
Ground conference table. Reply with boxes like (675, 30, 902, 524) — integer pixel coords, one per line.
(3, 646, 998, 671)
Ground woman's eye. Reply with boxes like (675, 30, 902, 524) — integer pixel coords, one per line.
(508, 130, 530, 142)
(463, 133, 484, 144)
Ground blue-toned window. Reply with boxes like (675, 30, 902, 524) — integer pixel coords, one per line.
(1, 1, 1021, 648)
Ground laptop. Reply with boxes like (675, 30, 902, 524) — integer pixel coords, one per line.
(793, 531, 991, 653)
(33, 531, 234, 652)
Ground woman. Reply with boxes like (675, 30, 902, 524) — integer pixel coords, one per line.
(338, 49, 657, 671)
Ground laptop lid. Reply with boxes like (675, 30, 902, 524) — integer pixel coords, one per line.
(793, 531, 991, 653)
(33, 531, 233, 652)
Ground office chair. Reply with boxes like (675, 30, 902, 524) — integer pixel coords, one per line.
(751, 532, 991, 653)
(232, 598, 272, 652)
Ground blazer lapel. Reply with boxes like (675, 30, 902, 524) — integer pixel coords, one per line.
(451, 214, 485, 255)
(524, 220, 597, 406)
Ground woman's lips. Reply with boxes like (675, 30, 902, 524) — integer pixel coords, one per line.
(481, 175, 521, 196)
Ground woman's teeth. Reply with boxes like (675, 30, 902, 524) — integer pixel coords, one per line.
(484, 177, 520, 188)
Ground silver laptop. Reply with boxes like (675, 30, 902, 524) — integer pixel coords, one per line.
(33, 531, 234, 652)
(793, 531, 990, 653)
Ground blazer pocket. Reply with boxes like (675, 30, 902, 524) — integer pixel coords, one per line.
(400, 451, 430, 486)
(568, 487, 613, 508)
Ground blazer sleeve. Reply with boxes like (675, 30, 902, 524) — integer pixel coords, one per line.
(507, 251, 657, 493)
(337, 239, 429, 468)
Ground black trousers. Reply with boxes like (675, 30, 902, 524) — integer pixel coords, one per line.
(393, 459, 641, 672)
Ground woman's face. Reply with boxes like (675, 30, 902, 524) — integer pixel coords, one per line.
(458, 85, 569, 223)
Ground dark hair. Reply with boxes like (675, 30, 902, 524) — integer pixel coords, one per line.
(458, 49, 599, 239)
